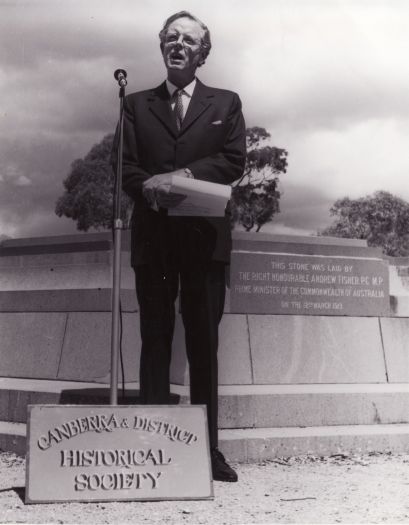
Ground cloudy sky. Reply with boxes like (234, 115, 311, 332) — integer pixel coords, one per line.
(1, 0, 408, 239)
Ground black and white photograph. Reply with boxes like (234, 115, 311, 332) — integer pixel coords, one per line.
(0, 0, 408, 523)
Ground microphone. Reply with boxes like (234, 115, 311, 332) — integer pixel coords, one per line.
(114, 69, 127, 87)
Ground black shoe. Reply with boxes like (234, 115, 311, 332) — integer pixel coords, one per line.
(211, 448, 238, 482)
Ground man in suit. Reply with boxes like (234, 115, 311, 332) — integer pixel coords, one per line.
(118, 11, 246, 482)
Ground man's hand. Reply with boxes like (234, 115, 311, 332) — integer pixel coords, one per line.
(156, 187, 186, 208)
(142, 169, 191, 208)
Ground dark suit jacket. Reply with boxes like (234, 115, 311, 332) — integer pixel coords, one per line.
(119, 78, 246, 266)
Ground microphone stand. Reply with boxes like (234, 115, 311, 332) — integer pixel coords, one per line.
(110, 76, 126, 405)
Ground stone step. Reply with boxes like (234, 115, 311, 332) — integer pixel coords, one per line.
(218, 384, 409, 428)
(1, 421, 408, 461)
(0, 422, 26, 456)
(220, 423, 409, 462)
(0, 379, 408, 428)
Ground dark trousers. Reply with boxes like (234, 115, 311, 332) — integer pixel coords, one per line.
(134, 241, 226, 448)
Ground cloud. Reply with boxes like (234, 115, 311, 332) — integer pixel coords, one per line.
(0, 163, 31, 186)
(0, 133, 103, 238)
(275, 180, 334, 232)
(235, 3, 409, 133)
(15, 175, 32, 187)
(285, 119, 409, 203)
(0, 1, 159, 66)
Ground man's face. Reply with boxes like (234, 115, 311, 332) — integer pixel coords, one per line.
(161, 17, 205, 75)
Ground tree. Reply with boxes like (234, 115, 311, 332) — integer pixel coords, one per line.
(55, 134, 133, 231)
(320, 191, 409, 256)
(56, 128, 288, 233)
(231, 127, 288, 232)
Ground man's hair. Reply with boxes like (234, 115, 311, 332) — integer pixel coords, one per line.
(159, 11, 212, 67)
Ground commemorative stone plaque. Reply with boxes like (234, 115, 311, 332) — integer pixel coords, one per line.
(230, 232, 390, 317)
(26, 405, 213, 503)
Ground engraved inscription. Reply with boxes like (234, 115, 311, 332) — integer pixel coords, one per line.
(74, 471, 162, 491)
(59, 448, 171, 492)
(60, 448, 172, 468)
(231, 252, 390, 316)
(37, 413, 198, 450)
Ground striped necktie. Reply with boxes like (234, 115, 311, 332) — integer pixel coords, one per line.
(173, 89, 184, 131)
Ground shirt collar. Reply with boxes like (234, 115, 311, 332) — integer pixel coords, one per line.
(166, 78, 197, 98)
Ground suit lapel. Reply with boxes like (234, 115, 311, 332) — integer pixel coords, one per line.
(180, 79, 213, 134)
(147, 82, 178, 137)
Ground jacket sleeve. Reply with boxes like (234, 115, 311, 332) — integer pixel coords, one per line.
(111, 95, 151, 201)
(185, 93, 246, 186)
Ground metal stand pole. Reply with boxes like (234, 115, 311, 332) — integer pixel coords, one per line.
(110, 78, 126, 405)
